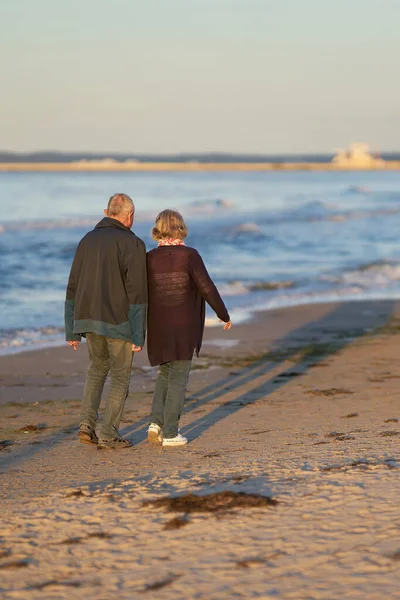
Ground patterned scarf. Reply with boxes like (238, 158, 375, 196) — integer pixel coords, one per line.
(158, 238, 186, 246)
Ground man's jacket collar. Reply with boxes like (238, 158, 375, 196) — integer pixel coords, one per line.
(95, 217, 131, 232)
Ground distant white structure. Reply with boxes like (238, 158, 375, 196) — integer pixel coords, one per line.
(332, 143, 385, 169)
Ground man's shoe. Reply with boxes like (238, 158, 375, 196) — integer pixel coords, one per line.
(162, 433, 188, 447)
(97, 436, 132, 450)
(147, 423, 163, 445)
(77, 424, 98, 445)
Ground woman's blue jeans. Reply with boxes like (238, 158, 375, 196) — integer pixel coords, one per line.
(150, 360, 192, 438)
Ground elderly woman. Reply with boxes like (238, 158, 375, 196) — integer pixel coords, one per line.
(147, 209, 232, 447)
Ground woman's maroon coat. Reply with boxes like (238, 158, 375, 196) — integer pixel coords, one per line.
(147, 246, 230, 366)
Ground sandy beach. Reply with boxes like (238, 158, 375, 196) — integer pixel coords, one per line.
(1, 300, 400, 599)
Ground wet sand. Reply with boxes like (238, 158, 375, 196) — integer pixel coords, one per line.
(1, 300, 400, 599)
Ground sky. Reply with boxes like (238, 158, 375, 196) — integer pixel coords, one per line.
(1, 0, 399, 154)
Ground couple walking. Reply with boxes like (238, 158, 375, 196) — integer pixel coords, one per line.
(65, 193, 232, 449)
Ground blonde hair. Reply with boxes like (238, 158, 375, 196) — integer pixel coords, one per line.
(152, 209, 188, 240)
(107, 193, 134, 217)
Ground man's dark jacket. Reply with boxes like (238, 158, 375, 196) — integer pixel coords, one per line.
(65, 217, 147, 346)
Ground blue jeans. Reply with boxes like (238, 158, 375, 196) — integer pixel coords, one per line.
(150, 360, 192, 438)
(80, 333, 132, 440)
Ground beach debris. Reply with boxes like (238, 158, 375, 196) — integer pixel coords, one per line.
(312, 440, 330, 445)
(56, 532, 113, 545)
(322, 458, 397, 472)
(17, 424, 46, 433)
(384, 417, 398, 423)
(163, 516, 190, 531)
(0, 557, 31, 570)
(59, 537, 82, 545)
(145, 491, 278, 514)
(142, 574, 181, 592)
(64, 488, 91, 498)
(31, 580, 82, 590)
(325, 432, 355, 441)
(341, 412, 359, 418)
(0, 440, 13, 451)
(322, 459, 369, 471)
(87, 532, 113, 540)
(248, 429, 272, 435)
(236, 557, 266, 569)
(379, 431, 399, 437)
(308, 388, 354, 397)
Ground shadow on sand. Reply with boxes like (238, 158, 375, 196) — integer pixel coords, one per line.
(121, 299, 396, 444)
(0, 299, 396, 473)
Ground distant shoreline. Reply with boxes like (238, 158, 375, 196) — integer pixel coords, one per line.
(1, 161, 400, 172)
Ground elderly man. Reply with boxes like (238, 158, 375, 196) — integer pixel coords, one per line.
(65, 193, 147, 449)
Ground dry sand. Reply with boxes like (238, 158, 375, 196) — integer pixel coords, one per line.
(1, 300, 400, 599)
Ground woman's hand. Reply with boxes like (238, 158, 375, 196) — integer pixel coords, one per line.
(67, 341, 80, 351)
(132, 344, 142, 352)
(220, 320, 232, 330)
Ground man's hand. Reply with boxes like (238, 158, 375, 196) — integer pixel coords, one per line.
(220, 320, 232, 330)
(67, 341, 80, 351)
(132, 344, 142, 352)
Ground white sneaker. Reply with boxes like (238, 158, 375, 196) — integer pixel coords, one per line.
(147, 423, 163, 445)
(162, 433, 188, 447)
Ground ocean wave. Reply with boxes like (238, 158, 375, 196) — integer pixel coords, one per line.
(2, 280, 400, 356)
(2, 199, 400, 235)
(249, 280, 296, 291)
(255, 201, 400, 226)
(0, 326, 64, 355)
(218, 280, 296, 296)
(313, 208, 400, 224)
(321, 261, 400, 289)
(234, 287, 400, 322)
(231, 222, 263, 235)
(187, 199, 234, 214)
(346, 185, 371, 194)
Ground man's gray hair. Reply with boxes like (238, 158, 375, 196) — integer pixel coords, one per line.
(107, 193, 135, 217)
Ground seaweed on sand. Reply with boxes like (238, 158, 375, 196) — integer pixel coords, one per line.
(145, 491, 278, 513)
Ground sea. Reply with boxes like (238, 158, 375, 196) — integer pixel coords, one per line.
(1, 169, 400, 355)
